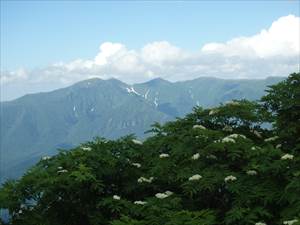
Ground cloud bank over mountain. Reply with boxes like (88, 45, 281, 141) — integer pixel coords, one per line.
(1, 15, 299, 100)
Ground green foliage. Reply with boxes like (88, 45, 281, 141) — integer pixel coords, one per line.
(0, 73, 299, 225)
(262, 72, 300, 149)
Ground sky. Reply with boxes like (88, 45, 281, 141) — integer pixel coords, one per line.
(1, 0, 300, 101)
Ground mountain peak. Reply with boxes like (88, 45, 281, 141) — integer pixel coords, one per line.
(142, 77, 171, 86)
(106, 78, 128, 86)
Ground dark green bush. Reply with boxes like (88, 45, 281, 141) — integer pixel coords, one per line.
(1, 73, 299, 225)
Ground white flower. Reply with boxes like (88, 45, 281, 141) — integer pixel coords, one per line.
(159, 153, 169, 158)
(18, 209, 23, 214)
(191, 153, 200, 160)
(165, 191, 173, 196)
(193, 124, 206, 130)
(81, 146, 92, 151)
(137, 177, 154, 183)
(57, 166, 63, 170)
(155, 191, 173, 199)
(283, 219, 298, 225)
(224, 175, 237, 182)
(251, 146, 257, 150)
(42, 156, 51, 160)
(113, 195, 121, 200)
(226, 101, 240, 106)
(276, 144, 282, 149)
(255, 222, 266, 225)
(134, 200, 147, 205)
(252, 130, 262, 138)
(221, 133, 246, 143)
(57, 169, 68, 173)
(132, 139, 143, 145)
(281, 154, 294, 160)
(264, 136, 279, 142)
(165, 191, 174, 197)
(246, 170, 257, 176)
(132, 163, 141, 168)
(227, 134, 246, 139)
(223, 125, 233, 132)
(188, 174, 202, 181)
(209, 109, 219, 115)
(222, 137, 236, 143)
(155, 193, 168, 199)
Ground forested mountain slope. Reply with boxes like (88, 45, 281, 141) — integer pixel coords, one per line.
(0, 76, 284, 182)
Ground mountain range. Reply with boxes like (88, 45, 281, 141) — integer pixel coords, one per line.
(0, 76, 284, 182)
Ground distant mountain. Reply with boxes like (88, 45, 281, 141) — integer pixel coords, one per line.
(0, 76, 284, 182)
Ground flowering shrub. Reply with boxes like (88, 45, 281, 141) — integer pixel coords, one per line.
(0, 73, 299, 225)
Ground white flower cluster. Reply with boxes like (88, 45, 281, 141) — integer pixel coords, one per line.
(159, 153, 170, 158)
(223, 125, 233, 132)
(188, 174, 202, 181)
(224, 175, 237, 182)
(138, 177, 154, 183)
(155, 191, 173, 199)
(132, 162, 141, 168)
(246, 170, 257, 176)
(251, 130, 262, 138)
(222, 137, 236, 143)
(57, 169, 68, 174)
(81, 146, 92, 151)
(134, 200, 147, 205)
(193, 124, 206, 130)
(42, 156, 51, 160)
(255, 222, 266, 225)
(264, 136, 279, 142)
(209, 109, 219, 115)
(113, 195, 121, 200)
(226, 101, 240, 106)
(281, 154, 294, 160)
(191, 153, 200, 160)
(132, 139, 143, 145)
(227, 134, 246, 139)
(221, 133, 247, 143)
(283, 219, 298, 225)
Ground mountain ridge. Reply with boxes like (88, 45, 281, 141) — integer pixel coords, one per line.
(0, 76, 285, 103)
(0, 76, 285, 182)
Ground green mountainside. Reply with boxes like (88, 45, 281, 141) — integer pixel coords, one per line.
(0, 76, 284, 182)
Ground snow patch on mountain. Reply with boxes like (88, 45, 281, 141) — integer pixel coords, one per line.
(126, 87, 141, 96)
(154, 97, 158, 107)
(144, 89, 150, 99)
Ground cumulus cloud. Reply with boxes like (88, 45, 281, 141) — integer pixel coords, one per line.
(201, 14, 299, 58)
(1, 15, 299, 100)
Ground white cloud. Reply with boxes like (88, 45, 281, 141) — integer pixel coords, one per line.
(201, 14, 300, 58)
(94, 42, 127, 66)
(141, 41, 186, 65)
(1, 15, 299, 101)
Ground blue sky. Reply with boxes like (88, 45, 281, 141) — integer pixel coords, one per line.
(0, 1, 299, 101)
(1, 0, 299, 71)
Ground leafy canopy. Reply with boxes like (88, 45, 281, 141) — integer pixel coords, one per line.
(0, 73, 299, 225)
